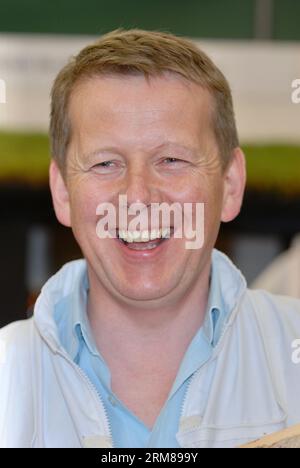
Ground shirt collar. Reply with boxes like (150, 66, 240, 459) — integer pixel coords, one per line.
(73, 257, 226, 363)
(54, 248, 238, 362)
(202, 257, 227, 347)
(166, 257, 228, 398)
(53, 266, 99, 360)
(72, 271, 100, 359)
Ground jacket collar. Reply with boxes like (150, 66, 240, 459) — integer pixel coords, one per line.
(33, 249, 247, 354)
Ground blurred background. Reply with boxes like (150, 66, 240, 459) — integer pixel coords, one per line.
(0, 0, 299, 327)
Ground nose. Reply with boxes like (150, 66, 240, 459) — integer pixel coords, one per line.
(121, 163, 158, 208)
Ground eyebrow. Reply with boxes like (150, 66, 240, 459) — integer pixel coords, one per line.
(82, 147, 121, 160)
(83, 141, 199, 160)
(152, 142, 198, 156)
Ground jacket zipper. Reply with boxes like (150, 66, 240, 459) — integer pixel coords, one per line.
(55, 348, 114, 448)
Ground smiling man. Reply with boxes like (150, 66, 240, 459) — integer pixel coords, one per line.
(1, 29, 300, 448)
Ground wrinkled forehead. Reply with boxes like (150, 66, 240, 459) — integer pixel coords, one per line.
(67, 73, 217, 155)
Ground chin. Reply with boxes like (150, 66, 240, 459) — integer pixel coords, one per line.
(116, 284, 170, 303)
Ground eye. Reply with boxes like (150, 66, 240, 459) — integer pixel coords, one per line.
(94, 161, 114, 168)
(164, 157, 178, 163)
(162, 157, 187, 166)
(91, 160, 121, 173)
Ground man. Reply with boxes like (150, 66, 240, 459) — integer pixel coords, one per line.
(1, 29, 300, 448)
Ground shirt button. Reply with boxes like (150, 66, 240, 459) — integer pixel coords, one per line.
(108, 395, 117, 407)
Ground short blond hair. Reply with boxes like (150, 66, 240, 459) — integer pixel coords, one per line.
(50, 28, 239, 173)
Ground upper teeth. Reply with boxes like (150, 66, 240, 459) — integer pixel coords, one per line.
(118, 228, 171, 243)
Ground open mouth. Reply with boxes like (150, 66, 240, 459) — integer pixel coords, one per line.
(116, 227, 174, 251)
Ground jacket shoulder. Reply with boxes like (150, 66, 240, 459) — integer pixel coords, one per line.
(0, 318, 34, 354)
(247, 288, 300, 316)
(0, 318, 36, 448)
(0, 318, 35, 381)
(243, 288, 300, 343)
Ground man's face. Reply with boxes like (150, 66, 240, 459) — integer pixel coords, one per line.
(51, 73, 241, 305)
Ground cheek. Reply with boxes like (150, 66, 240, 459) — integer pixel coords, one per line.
(69, 184, 99, 228)
(186, 180, 224, 234)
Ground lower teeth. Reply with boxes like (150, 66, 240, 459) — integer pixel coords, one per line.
(120, 238, 164, 250)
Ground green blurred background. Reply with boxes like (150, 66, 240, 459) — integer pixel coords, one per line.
(1, 0, 300, 39)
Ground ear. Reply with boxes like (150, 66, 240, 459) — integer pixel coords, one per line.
(221, 147, 246, 223)
(49, 159, 71, 227)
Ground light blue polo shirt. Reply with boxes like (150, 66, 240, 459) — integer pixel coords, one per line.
(54, 252, 228, 448)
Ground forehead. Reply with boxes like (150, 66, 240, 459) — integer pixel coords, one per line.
(68, 73, 216, 150)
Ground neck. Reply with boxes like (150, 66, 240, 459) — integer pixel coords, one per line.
(86, 260, 212, 362)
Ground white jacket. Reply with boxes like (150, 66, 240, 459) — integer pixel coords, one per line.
(1, 250, 300, 448)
